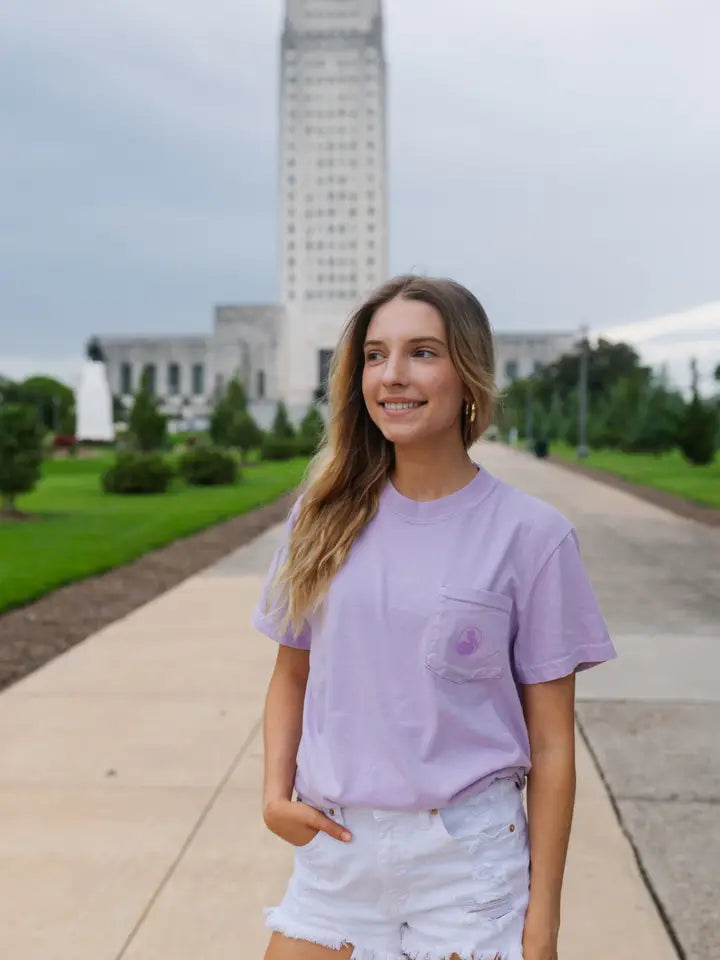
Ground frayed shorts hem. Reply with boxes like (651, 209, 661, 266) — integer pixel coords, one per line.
(265, 906, 403, 959)
(265, 906, 524, 960)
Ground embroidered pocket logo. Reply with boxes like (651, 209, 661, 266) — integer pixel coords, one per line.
(456, 627, 482, 656)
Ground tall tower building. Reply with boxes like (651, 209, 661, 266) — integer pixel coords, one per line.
(98, 0, 579, 428)
(279, 0, 388, 410)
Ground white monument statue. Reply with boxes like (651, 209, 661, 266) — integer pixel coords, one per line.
(75, 339, 115, 442)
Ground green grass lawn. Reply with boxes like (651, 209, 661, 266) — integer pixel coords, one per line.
(0, 454, 309, 614)
(549, 443, 720, 508)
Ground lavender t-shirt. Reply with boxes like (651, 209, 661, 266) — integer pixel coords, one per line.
(252, 465, 616, 811)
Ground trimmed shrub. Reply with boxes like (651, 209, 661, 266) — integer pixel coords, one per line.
(228, 410, 264, 463)
(294, 432, 321, 456)
(261, 435, 298, 461)
(128, 367, 167, 451)
(177, 445, 238, 486)
(102, 452, 174, 494)
(678, 394, 718, 466)
(210, 376, 248, 447)
(298, 404, 325, 455)
(272, 401, 296, 439)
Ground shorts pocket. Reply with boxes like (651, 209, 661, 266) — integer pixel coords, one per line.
(436, 780, 525, 846)
(293, 828, 324, 852)
(292, 801, 344, 854)
(437, 802, 519, 845)
(424, 585, 512, 683)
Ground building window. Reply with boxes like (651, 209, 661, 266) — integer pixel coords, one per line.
(120, 362, 132, 395)
(318, 349, 333, 399)
(192, 363, 204, 396)
(144, 363, 156, 395)
(505, 360, 519, 382)
(168, 362, 181, 396)
(533, 360, 544, 376)
(257, 370, 266, 399)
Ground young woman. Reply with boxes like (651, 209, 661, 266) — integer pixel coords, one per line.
(252, 275, 617, 960)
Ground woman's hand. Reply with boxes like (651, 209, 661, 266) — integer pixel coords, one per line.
(263, 799, 352, 848)
(522, 906, 559, 960)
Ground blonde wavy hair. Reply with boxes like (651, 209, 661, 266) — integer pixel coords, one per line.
(268, 274, 499, 636)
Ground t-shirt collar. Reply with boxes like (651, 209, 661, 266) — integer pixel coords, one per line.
(380, 462, 497, 523)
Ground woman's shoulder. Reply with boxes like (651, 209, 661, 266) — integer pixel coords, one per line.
(486, 475, 575, 550)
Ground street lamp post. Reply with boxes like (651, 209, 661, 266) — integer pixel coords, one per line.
(577, 324, 589, 459)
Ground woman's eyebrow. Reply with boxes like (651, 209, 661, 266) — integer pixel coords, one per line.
(364, 336, 447, 347)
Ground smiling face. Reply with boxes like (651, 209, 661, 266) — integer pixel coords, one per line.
(361, 296, 467, 449)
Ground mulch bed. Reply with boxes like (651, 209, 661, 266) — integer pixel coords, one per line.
(0, 490, 297, 694)
(547, 454, 720, 528)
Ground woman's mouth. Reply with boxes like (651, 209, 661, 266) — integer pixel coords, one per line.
(379, 401, 427, 416)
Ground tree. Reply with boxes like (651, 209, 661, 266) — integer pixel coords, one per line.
(531, 337, 650, 412)
(677, 367, 718, 466)
(271, 400, 295, 439)
(128, 366, 167, 451)
(295, 403, 326, 455)
(210, 376, 248, 447)
(622, 381, 685, 455)
(6, 376, 76, 434)
(300, 404, 326, 445)
(0, 404, 44, 515)
(209, 401, 232, 447)
(545, 389, 566, 443)
(224, 377, 247, 412)
(227, 410, 264, 463)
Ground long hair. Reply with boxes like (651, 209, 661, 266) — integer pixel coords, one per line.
(268, 274, 498, 635)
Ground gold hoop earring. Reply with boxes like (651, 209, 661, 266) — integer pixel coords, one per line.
(465, 400, 477, 425)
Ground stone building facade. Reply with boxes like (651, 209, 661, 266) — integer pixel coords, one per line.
(100, 305, 283, 429)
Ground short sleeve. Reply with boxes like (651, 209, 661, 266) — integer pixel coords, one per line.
(512, 529, 616, 684)
(250, 498, 311, 649)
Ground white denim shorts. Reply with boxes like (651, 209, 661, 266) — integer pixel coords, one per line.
(265, 777, 530, 960)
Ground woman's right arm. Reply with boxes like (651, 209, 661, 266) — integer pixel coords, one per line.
(261, 645, 352, 846)
(262, 644, 309, 813)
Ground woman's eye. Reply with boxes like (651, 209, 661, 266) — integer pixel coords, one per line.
(414, 348, 436, 358)
(365, 351, 382, 362)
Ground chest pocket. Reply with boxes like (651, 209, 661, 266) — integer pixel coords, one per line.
(424, 585, 512, 683)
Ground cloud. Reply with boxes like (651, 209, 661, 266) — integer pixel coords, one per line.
(598, 301, 720, 394)
(599, 301, 720, 344)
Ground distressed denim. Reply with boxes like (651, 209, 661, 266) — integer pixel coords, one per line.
(265, 777, 530, 960)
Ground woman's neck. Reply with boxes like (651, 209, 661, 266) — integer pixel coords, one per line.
(391, 442, 478, 502)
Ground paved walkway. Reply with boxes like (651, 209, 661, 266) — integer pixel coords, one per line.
(3, 442, 710, 959)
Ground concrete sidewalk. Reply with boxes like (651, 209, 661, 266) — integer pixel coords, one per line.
(0, 449, 680, 959)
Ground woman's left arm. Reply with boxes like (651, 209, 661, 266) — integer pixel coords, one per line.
(522, 671, 577, 960)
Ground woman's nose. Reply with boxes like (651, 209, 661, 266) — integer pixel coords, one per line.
(382, 352, 408, 384)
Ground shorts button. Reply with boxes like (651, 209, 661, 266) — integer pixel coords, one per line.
(509, 823, 515, 832)
(329, 808, 335, 815)
(430, 808, 439, 815)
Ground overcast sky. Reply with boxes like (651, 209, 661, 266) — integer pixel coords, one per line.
(2, 0, 719, 392)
